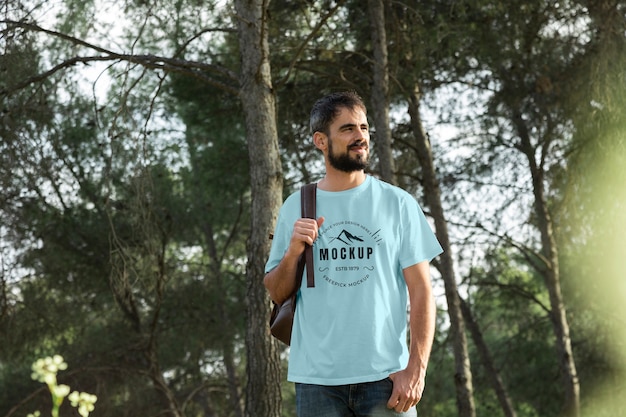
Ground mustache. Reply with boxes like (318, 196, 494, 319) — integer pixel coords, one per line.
(349, 140, 368, 149)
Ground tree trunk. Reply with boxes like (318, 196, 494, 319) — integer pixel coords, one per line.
(407, 86, 476, 417)
(146, 347, 184, 417)
(234, 1, 284, 417)
(512, 111, 580, 417)
(202, 219, 244, 417)
(459, 296, 517, 417)
(224, 339, 245, 417)
(367, 0, 396, 184)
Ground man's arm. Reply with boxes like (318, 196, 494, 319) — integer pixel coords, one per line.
(387, 260, 436, 412)
(264, 217, 324, 303)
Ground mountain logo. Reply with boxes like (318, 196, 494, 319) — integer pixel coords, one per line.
(330, 229, 364, 245)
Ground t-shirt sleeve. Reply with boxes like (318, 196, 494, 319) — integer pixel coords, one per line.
(264, 192, 300, 273)
(398, 196, 443, 269)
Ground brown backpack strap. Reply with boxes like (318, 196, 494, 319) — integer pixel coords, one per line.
(301, 183, 317, 288)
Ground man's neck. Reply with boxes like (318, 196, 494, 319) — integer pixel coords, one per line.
(317, 170, 367, 192)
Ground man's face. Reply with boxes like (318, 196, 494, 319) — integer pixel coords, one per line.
(325, 107, 370, 173)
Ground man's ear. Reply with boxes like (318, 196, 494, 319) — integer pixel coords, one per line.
(313, 131, 327, 150)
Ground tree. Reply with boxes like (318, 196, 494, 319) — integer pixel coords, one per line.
(233, 1, 284, 416)
(407, 87, 476, 417)
(367, 0, 396, 184)
(561, 1, 626, 415)
(463, 2, 583, 413)
(424, 1, 606, 415)
(1, 1, 256, 415)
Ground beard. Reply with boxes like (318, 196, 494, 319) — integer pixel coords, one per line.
(327, 137, 369, 173)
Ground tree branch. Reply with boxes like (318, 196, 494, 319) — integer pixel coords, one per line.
(449, 219, 550, 274)
(274, 0, 348, 87)
(476, 279, 551, 314)
(1, 20, 239, 96)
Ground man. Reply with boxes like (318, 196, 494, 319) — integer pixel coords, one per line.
(265, 91, 443, 416)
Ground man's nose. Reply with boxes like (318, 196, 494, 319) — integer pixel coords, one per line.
(354, 130, 368, 141)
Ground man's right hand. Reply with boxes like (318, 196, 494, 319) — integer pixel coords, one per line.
(264, 216, 324, 303)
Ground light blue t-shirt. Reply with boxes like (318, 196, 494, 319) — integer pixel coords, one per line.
(265, 176, 443, 385)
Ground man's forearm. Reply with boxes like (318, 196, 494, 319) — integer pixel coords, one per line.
(404, 262, 437, 378)
(264, 249, 302, 303)
(407, 290, 436, 378)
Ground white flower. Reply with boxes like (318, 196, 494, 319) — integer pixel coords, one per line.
(29, 355, 97, 417)
(69, 391, 98, 417)
(69, 391, 80, 405)
(52, 384, 71, 398)
(52, 355, 68, 371)
(30, 355, 68, 385)
(43, 372, 56, 386)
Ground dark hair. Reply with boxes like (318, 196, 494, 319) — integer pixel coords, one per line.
(309, 91, 367, 134)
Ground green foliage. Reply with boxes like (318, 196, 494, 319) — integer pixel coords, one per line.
(469, 249, 561, 416)
(1, 29, 249, 417)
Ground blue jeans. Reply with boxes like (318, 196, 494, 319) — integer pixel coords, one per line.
(295, 378, 418, 417)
